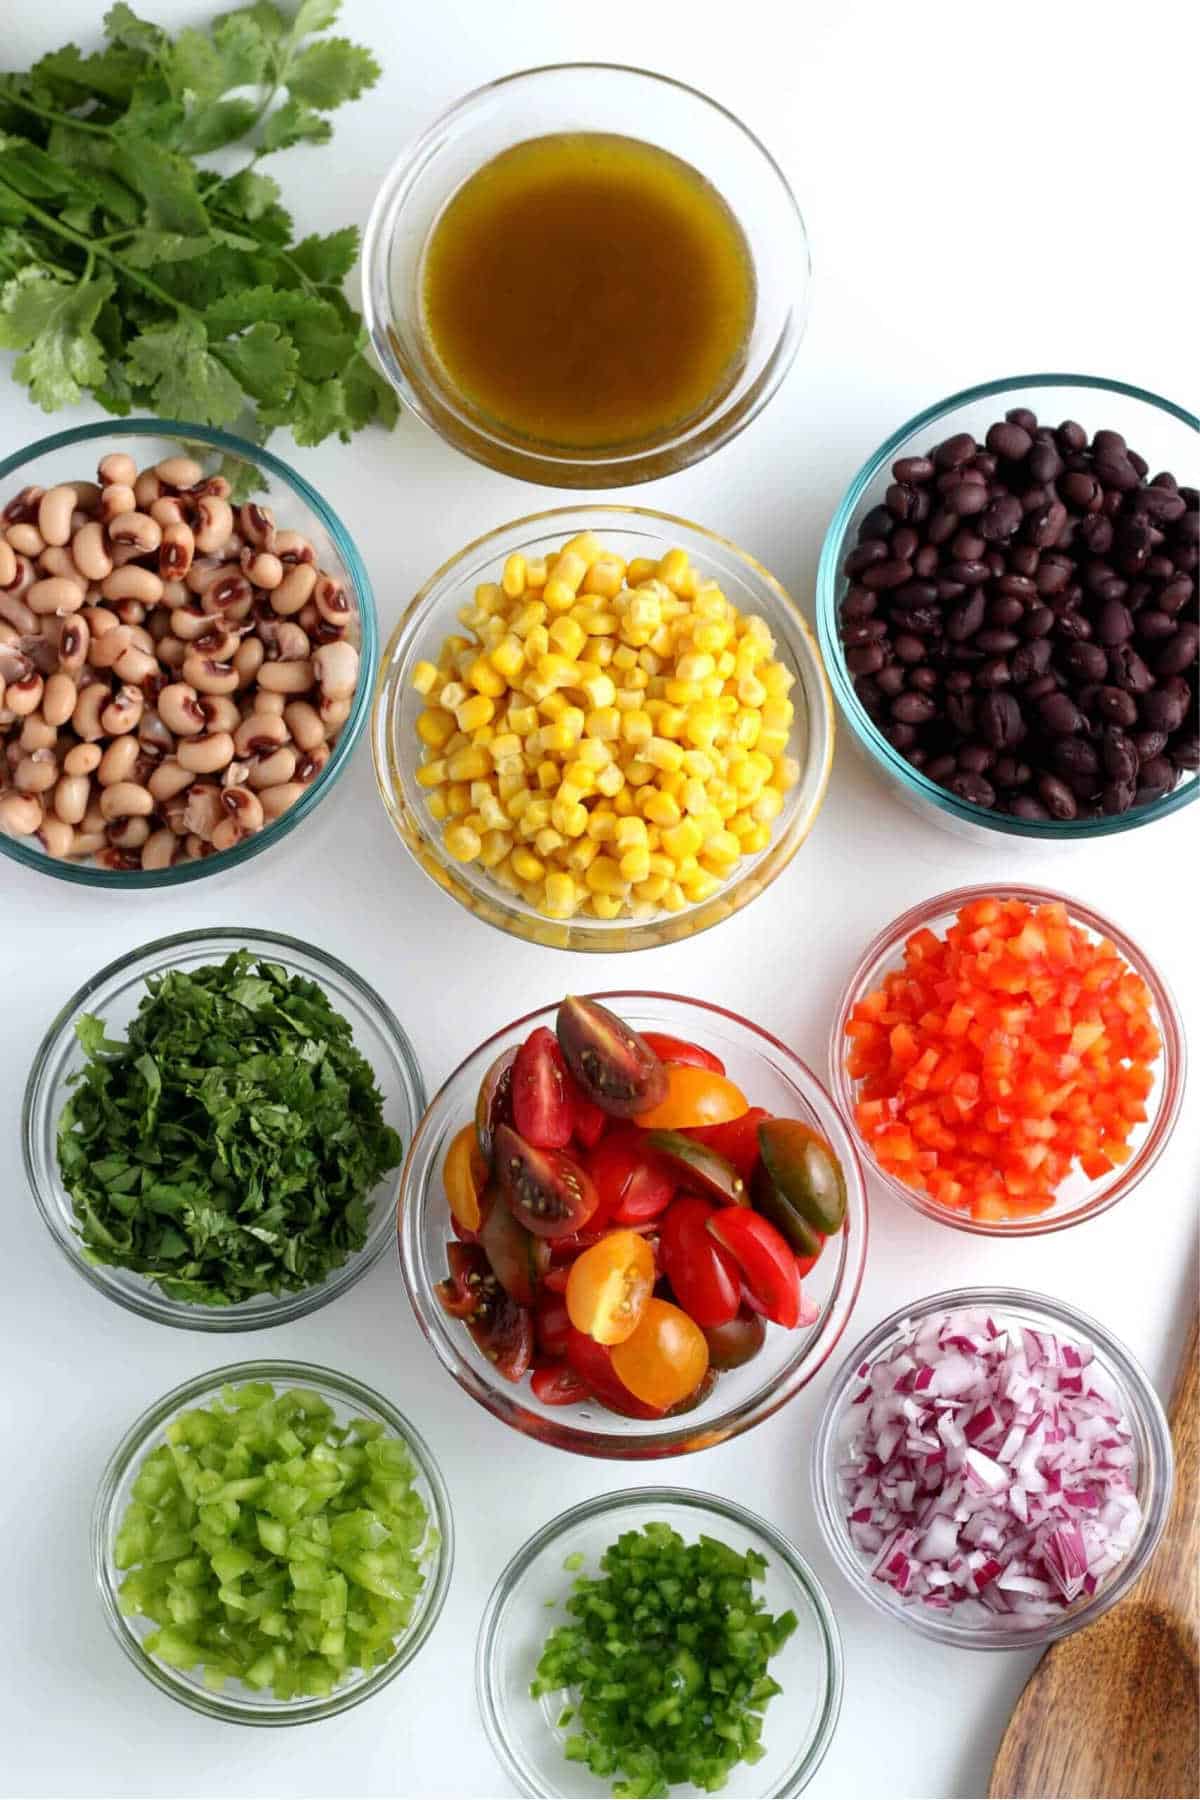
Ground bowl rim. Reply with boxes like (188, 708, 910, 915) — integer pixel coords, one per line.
(0, 416, 378, 888)
(810, 1285, 1174, 1651)
(827, 881, 1187, 1237)
(360, 60, 811, 486)
(398, 989, 868, 1457)
(23, 925, 426, 1329)
(92, 1357, 455, 1725)
(475, 1483, 844, 1798)
(815, 371, 1200, 840)
(372, 502, 835, 952)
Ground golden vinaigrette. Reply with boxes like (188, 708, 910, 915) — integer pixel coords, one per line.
(419, 133, 756, 451)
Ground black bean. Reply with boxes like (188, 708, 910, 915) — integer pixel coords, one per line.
(1009, 546, 1041, 579)
(894, 455, 935, 483)
(1155, 623, 1198, 678)
(854, 675, 884, 714)
(1135, 609, 1176, 642)
(926, 754, 958, 783)
(1094, 453, 1140, 492)
(927, 509, 959, 545)
(1101, 780, 1136, 815)
(1140, 678, 1191, 733)
(844, 541, 889, 577)
(1061, 471, 1102, 510)
(1023, 673, 1061, 702)
(1057, 420, 1087, 452)
(1035, 555, 1072, 597)
(1135, 755, 1175, 802)
(890, 605, 943, 634)
(893, 633, 927, 664)
(1039, 692, 1085, 735)
(1012, 639, 1053, 682)
(944, 670, 973, 694)
(987, 421, 1032, 459)
(933, 431, 977, 470)
(946, 593, 986, 641)
(1094, 685, 1139, 726)
(876, 664, 906, 696)
(987, 596, 1026, 628)
(951, 528, 986, 562)
(1029, 442, 1064, 484)
(957, 744, 995, 775)
(980, 495, 1023, 541)
(841, 585, 878, 620)
(1096, 599, 1134, 645)
(1145, 554, 1176, 582)
(993, 756, 1031, 787)
(979, 691, 1024, 748)
(1159, 575, 1194, 615)
(914, 546, 939, 577)
(949, 771, 995, 806)
(1038, 774, 1078, 819)
(1021, 606, 1056, 640)
(1113, 521, 1151, 572)
(945, 559, 990, 584)
(1132, 729, 1168, 762)
(857, 504, 893, 541)
(893, 580, 940, 607)
(1026, 501, 1068, 548)
(861, 560, 915, 591)
(887, 483, 922, 521)
(884, 722, 917, 750)
(976, 629, 1020, 654)
(976, 657, 1013, 689)
(1006, 407, 1038, 432)
(1021, 485, 1052, 514)
(946, 694, 976, 734)
(942, 479, 989, 518)
(971, 452, 1000, 479)
(908, 666, 940, 693)
(1134, 486, 1187, 523)
(906, 748, 929, 769)
(1090, 572, 1129, 606)
(1057, 640, 1108, 682)
(1053, 737, 1100, 781)
(841, 617, 888, 647)
(846, 645, 886, 675)
(892, 526, 920, 562)
(1092, 429, 1126, 457)
(1169, 732, 1200, 771)
(1011, 795, 1051, 820)
(1128, 450, 1149, 478)
(1079, 513, 1115, 556)
(1101, 725, 1138, 783)
(1054, 609, 1094, 643)
(1107, 645, 1155, 692)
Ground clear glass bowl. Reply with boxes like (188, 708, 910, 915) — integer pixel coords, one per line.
(829, 883, 1186, 1237)
(361, 63, 811, 487)
(811, 1287, 1173, 1650)
(815, 374, 1199, 844)
(0, 419, 377, 888)
(373, 506, 834, 952)
(24, 928, 425, 1329)
(93, 1360, 453, 1724)
(476, 1487, 843, 1797)
(398, 993, 867, 1458)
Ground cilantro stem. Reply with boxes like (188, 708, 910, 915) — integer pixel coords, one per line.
(1, 89, 113, 136)
(0, 177, 198, 318)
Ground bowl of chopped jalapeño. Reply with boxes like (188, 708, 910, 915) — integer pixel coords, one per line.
(23, 928, 424, 1329)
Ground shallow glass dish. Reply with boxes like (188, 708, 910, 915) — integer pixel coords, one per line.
(24, 927, 425, 1329)
(829, 883, 1185, 1237)
(362, 63, 810, 487)
(93, 1360, 453, 1724)
(0, 418, 376, 888)
(815, 374, 1199, 844)
(477, 1487, 842, 1797)
(399, 993, 867, 1458)
(811, 1287, 1173, 1650)
(373, 506, 834, 952)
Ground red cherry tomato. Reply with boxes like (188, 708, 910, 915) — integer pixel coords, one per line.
(567, 1076, 608, 1149)
(706, 1206, 803, 1328)
(682, 1107, 771, 1184)
(450, 1213, 480, 1245)
(530, 1363, 591, 1406)
(543, 1264, 570, 1294)
(434, 1242, 488, 1318)
(587, 1126, 675, 1227)
(565, 1327, 665, 1419)
(795, 1240, 825, 1279)
(512, 1027, 573, 1149)
(534, 1288, 571, 1359)
(641, 1032, 726, 1076)
(658, 1196, 741, 1329)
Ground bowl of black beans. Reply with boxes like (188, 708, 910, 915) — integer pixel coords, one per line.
(817, 375, 1198, 839)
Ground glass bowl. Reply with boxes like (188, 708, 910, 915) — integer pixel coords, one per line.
(399, 992, 867, 1458)
(93, 1360, 453, 1724)
(811, 1287, 1173, 1650)
(815, 373, 1199, 844)
(829, 883, 1186, 1237)
(373, 505, 834, 952)
(362, 63, 811, 487)
(24, 927, 425, 1329)
(0, 418, 377, 888)
(476, 1487, 843, 1798)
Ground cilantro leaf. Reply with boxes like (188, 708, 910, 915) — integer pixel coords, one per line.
(292, 0, 342, 32)
(260, 95, 331, 153)
(213, 320, 297, 402)
(289, 224, 358, 286)
(103, 4, 170, 58)
(285, 38, 380, 111)
(262, 372, 348, 444)
(109, 139, 210, 235)
(211, 11, 273, 86)
(0, 267, 113, 408)
(125, 317, 243, 425)
(203, 283, 334, 330)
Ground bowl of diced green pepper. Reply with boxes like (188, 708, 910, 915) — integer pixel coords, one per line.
(92, 1362, 453, 1724)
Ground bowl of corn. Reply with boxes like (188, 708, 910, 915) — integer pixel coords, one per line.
(372, 507, 834, 950)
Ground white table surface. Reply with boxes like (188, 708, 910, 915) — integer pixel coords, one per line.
(2, 3, 1197, 1796)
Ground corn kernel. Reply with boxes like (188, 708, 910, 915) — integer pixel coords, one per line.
(444, 822, 481, 862)
(548, 616, 586, 659)
(621, 709, 653, 746)
(427, 790, 449, 821)
(488, 636, 524, 680)
(553, 799, 589, 838)
(619, 845, 651, 882)
(581, 553, 624, 598)
(662, 818, 703, 861)
(586, 893, 623, 920)
(536, 760, 559, 792)
(595, 763, 624, 797)
(562, 760, 596, 794)
(478, 829, 512, 868)
(682, 867, 721, 903)
(416, 708, 455, 750)
(453, 694, 492, 733)
(776, 755, 801, 789)
(642, 790, 682, 828)
(416, 758, 447, 789)
(566, 836, 599, 873)
(411, 660, 439, 696)
(575, 738, 611, 771)
(752, 786, 784, 824)
(510, 847, 544, 882)
(501, 553, 526, 598)
(541, 872, 578, 917)
(645, 736, 684, 773)
(534, 827, 565, 857)
(586, 855, 627, 897)
(447, 746, 490, 782)
(585, 706, 621, 742)
(580, 670, 616, 709)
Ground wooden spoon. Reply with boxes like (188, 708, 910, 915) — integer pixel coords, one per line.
(990, 1314, 1198, 1800)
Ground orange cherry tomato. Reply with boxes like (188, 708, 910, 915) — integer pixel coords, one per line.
(634, 1064, 749, 1132)
(565, 1228, 655, 1346)
(610, 1297, 710, 1409)
(443, 1123, 488, 1232)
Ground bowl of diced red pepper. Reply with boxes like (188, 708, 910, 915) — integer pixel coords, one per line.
(398, 993, 868, 1457)
(831, 885, 1186, 1235)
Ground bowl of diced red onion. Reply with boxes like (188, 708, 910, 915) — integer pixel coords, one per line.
(811, 1287, 1172, 1648)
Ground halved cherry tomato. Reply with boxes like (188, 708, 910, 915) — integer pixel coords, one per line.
(512, 1027, 573, 1149)
(641, 1032, 726, 1075)
(795, 1240, 825, 1279)
(479, 1195, 550, 1307)
(565, 1327, 664, 1419)
(443, 1123, 489, 1232)
(706, 1207, 802, 1328)
(434, 1242, 488, 1319)
(703, 1307, 766, 1369)
(567, 1075, 608, 1149)
(634, 1065, 749, 1132)
(471, 1290, 533, 1382)
(588, 1126, 675, 1227)
(658, 1196, 741, 1329)
(543, 1264, 570, 1294)
(565, 1228, 655, 1345)
(610, 1297, 710, 1410)
(548, 1226, 610, 1264)
(495, 1125, 599, 1240)
(530, 1363, 591, 1406)
(451, 1214, 480, 1244)
(534, 1288, 571, 1360)
(683, 1107, 770, 1184)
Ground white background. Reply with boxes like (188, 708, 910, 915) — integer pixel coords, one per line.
(2, 3, 1197, 1796)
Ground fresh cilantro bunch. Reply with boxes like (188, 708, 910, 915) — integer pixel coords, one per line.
(0, 2, 397, 447)
(57, 952, 404, 1306)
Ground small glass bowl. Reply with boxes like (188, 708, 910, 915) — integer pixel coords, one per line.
(93, 1360, 453, 1724)
(24, 927, 425, 1329)
(399, 993, 867, 1458)
(829, 883, 1186, 1237)
(0, 419, 377, 888)
(373, 506, 834, 952)
(815, 373, 1199, 844)
(362, 63, 810, 487)
(811, 1287, 1173, 1650)
(476, 1487, 843, 1797)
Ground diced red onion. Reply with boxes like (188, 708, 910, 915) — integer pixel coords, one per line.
(836, 1306, 1142, 1626)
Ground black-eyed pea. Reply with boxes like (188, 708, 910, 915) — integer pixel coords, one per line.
(171, 603, 216, 642)
(159, 521, 195, 581)
(182, 652, 239, 697)
(98, 452, 136, 488)
(257, 657, 313, 695)
(28, 576, 85, 618)
(80, 796, 106, 834)
(295, 741, 330, 785)
(20, 712, 57, 753)
(71, 826, 108, 855)
(126, 624, 157, 656)
(107, 511, 162, 555)
(198, 695, 240, 734)
(158, 682, 206, 736)
(139, 711, 174, 756)
(0, 590, 37, 635)
(0, 541, 15, 587)
(6, 522, 44, 558)
(64, 742, 101, 778)
(183, 833, 215, 861)
(313, 640, 358, 700)
(223, 758, 252, 788)
(54, 772, 91, 824)
(101, 685, 144, 736)
(42, 672, 78, 728)
(270, 562, 317, 616)
(99, 482, 136, 524)
(193, 496, 234, 554)
(114, 645, 159, 686)
(297, 600, 320, 634)
(178, 730, 235, 774)
(2, 484, 44, 525)
(90, 625, 133, 672)
(82, 603, 120, 637)
(141, 827, 179, 871)
(98, 846, 143, 870)
(161, 578, 189, 609)
(70, 479, 101, 512)
(276, 622, 310, 661)
(37, 546, 84, 583)
(105, 814, 151, 851)
(283, 699, 325, 750)
(233, 636, 264, 687)
(182, 781, 223, 839)
(158, 634, 187, 671)
(193, 625, 241, 665)
(113, 600, 146, 629)
(98, 736, 141, 787)
(259, 780, 305, 821)
(185, 557, 226, 597)
(149, 496, 186, 528)
(314, 576, 352, 629)
(71, 520, 113, 583)
(37, 485, 77, 548)
(272, 530, 315, 565)
(154, 456, 204, 491)
(100, 780, 154, 821)
(213, 784, 264, 848)
(149, 757, 192, 804)
(242, 549, 283, 589)
(0, 790, 42, 836)
(247, 745, 297, 790)
(256, 690, 286, 717)
(38, 815, 75, 859)
(8, 672, 44, 718)
(235, 711, 288, 756)
(15, 748, 59, 794)
(319, 692, 352, 734)
(207, 571, 253, 615)
(132, 469, 163, 509)
(101, 565, 164, 606)
(237, 503, 276, 550)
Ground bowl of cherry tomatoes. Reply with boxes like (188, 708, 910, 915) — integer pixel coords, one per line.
(398, 993, 868, 1458)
